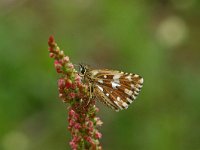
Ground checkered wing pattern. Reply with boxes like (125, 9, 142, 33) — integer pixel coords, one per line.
(90, 69, 144, 111)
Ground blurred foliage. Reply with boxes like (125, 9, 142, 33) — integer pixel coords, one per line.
(0, 0, 200, 150)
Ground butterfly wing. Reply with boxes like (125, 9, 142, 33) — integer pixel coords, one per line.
(90, 69, 144, 111)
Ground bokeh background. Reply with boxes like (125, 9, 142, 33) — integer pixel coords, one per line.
(0, 0, 200, 150)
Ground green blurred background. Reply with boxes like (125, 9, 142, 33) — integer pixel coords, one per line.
(0, 0, 200, 150)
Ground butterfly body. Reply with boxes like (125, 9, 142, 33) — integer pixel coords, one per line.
(78, 64, 144, 111)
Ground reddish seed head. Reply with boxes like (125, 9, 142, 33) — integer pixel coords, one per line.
(69, 141, 78, 150)
(69, 109, 76, 117)
(85, 136, 94, 145)
(63, 56, 69, 63)
(56, 69, 62, 73)
(48, 47, 54, 52)
(54, 60, 62, 73)
(57, 59, 64, 65)
(48, 36, 102, 150)
(69, 119, 75, 126)
(59, 93, 63, 98)
(74, 123, 81, 129)
(49, 53, 54, 58)
(48, 35, 55, 46)
(59, 50, 64, 57)
(70, 84, 77, 90)
(95, 132, 102, 139)
(69, 92, 76, 99)
(58, 78, 65, 89)
(88, 121, 93, 128)
(67, 63, 74, 69)
(96, 120, 103, 126)
(65, 79, 72, 89)
(75, 75, 81, 82)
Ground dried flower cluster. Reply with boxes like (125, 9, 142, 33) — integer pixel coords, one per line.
(48, 36, 103, 150)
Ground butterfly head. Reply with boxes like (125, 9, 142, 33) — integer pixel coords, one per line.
(78, 63, 89, 77)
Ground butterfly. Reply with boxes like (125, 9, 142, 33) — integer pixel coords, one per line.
(78, 64, 144, 111)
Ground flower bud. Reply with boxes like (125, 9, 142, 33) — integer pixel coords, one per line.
(69, 92, 76, 99)
(65, 79, 72, 89)
(95, 132, 102, 139)
(63, 56, 69, 63)
(58, 78, 65, 89)
(48, 35, 54, 46)
(54, 60, 62, 73)
(49, 53, 54, 58)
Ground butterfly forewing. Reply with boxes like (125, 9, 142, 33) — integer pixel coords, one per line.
(89, 69, 144, 111)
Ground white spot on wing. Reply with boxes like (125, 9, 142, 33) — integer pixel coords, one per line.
(136, 88, 140, 92)
(111, 81, 120, 89)
(113, 74, 121, 80)
(122, 102, 128, 109)
(113, 74, 121, 83)
(91, 70, 98, 76)
(126, 98, 133, 103)
(138, 84, 143, 88)
(97, 85, 103, 92)
(106, 93, 109, 96)
(98, 79, 103, 84)
(134, 91, 139, 95)
(140, 78, 144, 84)
(131, 95, 136, 99)
(104, 75, 107, 78)
(114, 101, 123, 110)
(125, 75, 132, 81)
(131, 84, 135, 89)
(134, 74, 139, 78)
(117, 97, 121, 101)
(124, 89, 133, 96)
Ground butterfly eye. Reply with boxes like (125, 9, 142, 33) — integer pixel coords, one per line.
(81, 68, 85, 74)
(79, 65, 86, 75)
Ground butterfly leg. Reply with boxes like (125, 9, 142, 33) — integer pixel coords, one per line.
(86, 82, 94, 106)
(89, 83, 93, 99)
